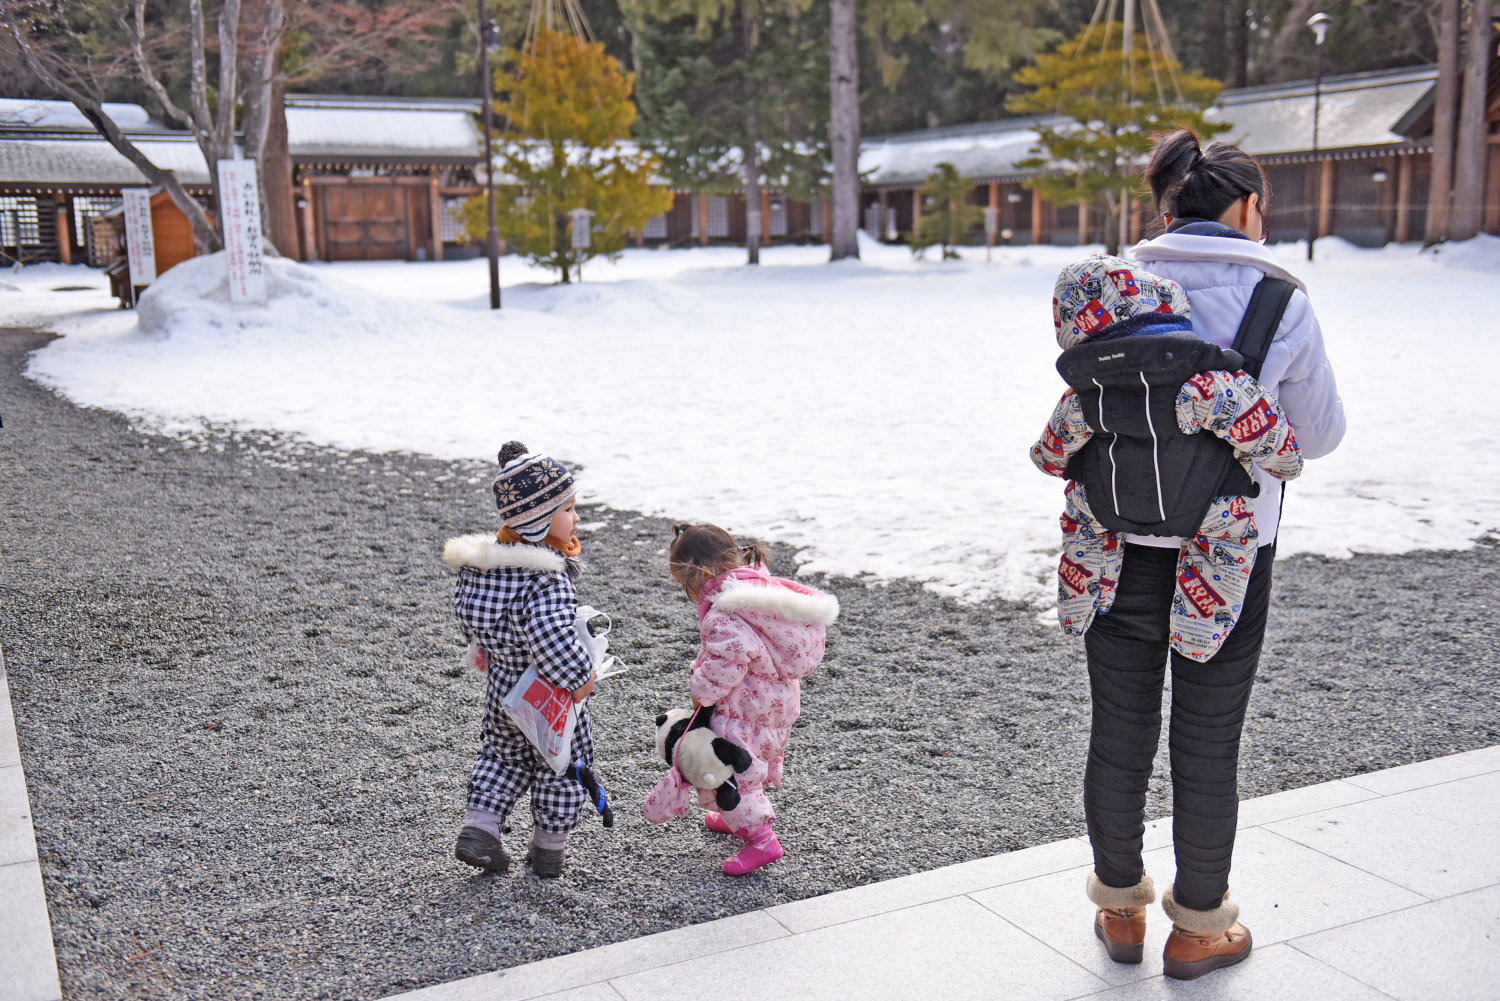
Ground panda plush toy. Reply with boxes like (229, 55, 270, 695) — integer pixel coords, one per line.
(654, 707, 753, 811)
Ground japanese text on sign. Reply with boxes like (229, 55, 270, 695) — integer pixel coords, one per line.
(216, 159, 266, 305)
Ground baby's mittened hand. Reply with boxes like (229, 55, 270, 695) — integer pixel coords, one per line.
(463, 640, 489, 674)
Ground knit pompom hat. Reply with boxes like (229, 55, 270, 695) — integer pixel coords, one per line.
(492, 441, 577, 543)
(1052, 254, 1192, 349)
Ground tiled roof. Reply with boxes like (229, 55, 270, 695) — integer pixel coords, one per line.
(860, 116, 1065, 187)
(0, 98, 173, 133)
(285, 96, 483, 160)
(1203, 65, 1436, 155)
(0, 137, 210, 186)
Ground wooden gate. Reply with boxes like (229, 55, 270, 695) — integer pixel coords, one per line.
(318, 184, 411, 261)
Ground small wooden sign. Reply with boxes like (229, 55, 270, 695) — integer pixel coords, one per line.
(217, 159, 266, 305)
(122, 189, 156, 286)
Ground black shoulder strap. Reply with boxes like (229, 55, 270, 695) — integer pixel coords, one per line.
(1230, 277, 1296, 380)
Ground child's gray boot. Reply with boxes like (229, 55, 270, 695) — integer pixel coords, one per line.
(455, 810, 510, 873)
(528, 827, 568, 879)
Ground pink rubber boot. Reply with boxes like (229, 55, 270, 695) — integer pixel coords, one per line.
(704, 812, 747, 839)
(722, 827, 783, 875)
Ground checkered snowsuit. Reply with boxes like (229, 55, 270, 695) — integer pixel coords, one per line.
(444, 534, 595, 834)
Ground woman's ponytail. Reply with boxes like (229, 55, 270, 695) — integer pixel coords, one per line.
(1144, 128, 1268, 224)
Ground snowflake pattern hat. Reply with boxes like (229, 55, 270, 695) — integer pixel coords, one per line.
(492, 440, 577, 542)
(1052, 254, 1192, 349)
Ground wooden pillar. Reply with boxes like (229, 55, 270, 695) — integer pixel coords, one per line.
(1032, 188, 1043, 244)
(300, 175, 320, 262)
(1484, 143, 1500, 235)
(988, 182, 1000, 246)
(429, 173, 443, 262)
(912, 188, 922, 236)
(55, 197, 72, 265)
(697, 195, 709, 247)
(1077, 200, 1089, 245)
(404, 184, 419, 261)
(1395, 153, 1413, 243)
(1318, 158, 1335, 239)
(760, 189, 771, 244)
(878, 189, 889, 240)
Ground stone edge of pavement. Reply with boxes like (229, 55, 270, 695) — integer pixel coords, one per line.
(0, 641, 65, 1001)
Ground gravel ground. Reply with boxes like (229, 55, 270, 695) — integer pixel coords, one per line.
(2, 325, 1496, 1000)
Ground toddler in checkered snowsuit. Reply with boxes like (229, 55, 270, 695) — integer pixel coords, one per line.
(443, 441, 600, 878)
(1030, 256, 1304, 662)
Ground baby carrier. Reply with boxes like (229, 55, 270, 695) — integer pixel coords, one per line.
(1056, 278, 1295, 537)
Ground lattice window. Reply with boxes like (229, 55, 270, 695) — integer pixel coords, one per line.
(809, 198, 823, 236)
(440, 197, 469, 242)
(643, 213, 667, 239)
(769, 200, 787, 237)
(706, 196, 728, 238)
(863, 204, 881, 236)
(0, 197, 41, 246)
(72, 196, 121, 240)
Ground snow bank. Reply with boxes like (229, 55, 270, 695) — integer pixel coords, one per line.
(12, 237, 1500, 602)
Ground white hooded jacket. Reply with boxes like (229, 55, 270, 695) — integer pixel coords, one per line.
(1131, 229, 1347, 548)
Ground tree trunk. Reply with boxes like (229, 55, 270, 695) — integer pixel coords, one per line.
(1424, 0, 1461, 245)
(1448, 0, 1491, 240)
(828, 0, 859, 261)
(745, 139, 761, 265)
(240, 0, 295, 256)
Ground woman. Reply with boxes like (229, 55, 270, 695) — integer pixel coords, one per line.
(1080, 130, 1345, 980)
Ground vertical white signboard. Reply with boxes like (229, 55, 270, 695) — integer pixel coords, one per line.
(122, 189, 157, 286)
(216, 158, 266, 305)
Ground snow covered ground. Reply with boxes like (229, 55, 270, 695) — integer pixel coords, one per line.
(5, 234, 1498, 602)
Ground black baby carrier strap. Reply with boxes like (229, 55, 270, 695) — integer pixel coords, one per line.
(1057, 277, 1295, 537)
(1230, 277, 1295, 380)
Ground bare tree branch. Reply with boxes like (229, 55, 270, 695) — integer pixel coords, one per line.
(131, 0, 209, 143)
(189, 0, 213, 137)
(3, 14, 222, 254)
(214, 0, 240, 158)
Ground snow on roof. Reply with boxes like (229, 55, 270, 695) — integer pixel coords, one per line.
(286, 101, 483, 160)
(1203, 65, 1435, 155)
(0, 137, 210, 186)
(0, 98, 172, 133)
(860, 117, 1060, 187)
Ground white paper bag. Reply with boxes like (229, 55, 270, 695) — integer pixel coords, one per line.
(576, 605, 628, 679)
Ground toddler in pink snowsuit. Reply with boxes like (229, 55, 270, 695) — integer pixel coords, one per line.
(643, 524, 839, 875)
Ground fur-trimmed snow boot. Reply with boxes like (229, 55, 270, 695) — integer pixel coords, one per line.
(1086, 872, 1155, 964)
(1161, 884, 1252, 980)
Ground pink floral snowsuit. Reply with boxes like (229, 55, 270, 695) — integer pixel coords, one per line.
(642, 566, 838, 837)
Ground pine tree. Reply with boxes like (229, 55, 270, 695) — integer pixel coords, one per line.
(909, 162, 982, 258)
(1007, 22, 1226, 255)
(462, 28, 672, 282)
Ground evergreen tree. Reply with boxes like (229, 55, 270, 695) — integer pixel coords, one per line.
(1007, 21, 1226, 254)
(909, 162, 983, 258)
(625, 0, 829, 256)
(461, 28, 672, 281)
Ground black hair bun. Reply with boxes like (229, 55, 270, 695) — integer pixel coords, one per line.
(498, 441, 529, 467)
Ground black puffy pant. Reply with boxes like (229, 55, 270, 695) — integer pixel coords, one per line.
(1083, 542, 1275, 912)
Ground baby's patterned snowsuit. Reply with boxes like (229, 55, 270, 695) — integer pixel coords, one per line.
(642, 566, 838, 837)
(443, 533, 596, 834)
(1031, 369, 1303, 661)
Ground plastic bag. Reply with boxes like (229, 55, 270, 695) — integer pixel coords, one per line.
(575, 605, 629, 680)
(501, 666, 579, 776)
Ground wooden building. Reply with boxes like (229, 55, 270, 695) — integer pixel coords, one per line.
(286, 95, 483, 262)
(858, 63, 1500, 249)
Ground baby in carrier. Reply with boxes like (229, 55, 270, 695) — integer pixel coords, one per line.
(1029, 255, 1303, 662)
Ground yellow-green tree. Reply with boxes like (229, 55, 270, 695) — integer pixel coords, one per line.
(1007, 23, 1227, 254)
(462, 29, 672, 282)
(910, 163, 983, 259)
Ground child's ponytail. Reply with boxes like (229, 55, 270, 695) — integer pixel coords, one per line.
(669, 524, 770, 600)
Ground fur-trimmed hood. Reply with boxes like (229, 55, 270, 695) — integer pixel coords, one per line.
(709, 574, 840, 626)
(442, 533, 583, 579)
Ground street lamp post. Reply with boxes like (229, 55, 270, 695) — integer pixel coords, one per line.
(1306, 12, 1331, 262)
(479, 9, 502, 309)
